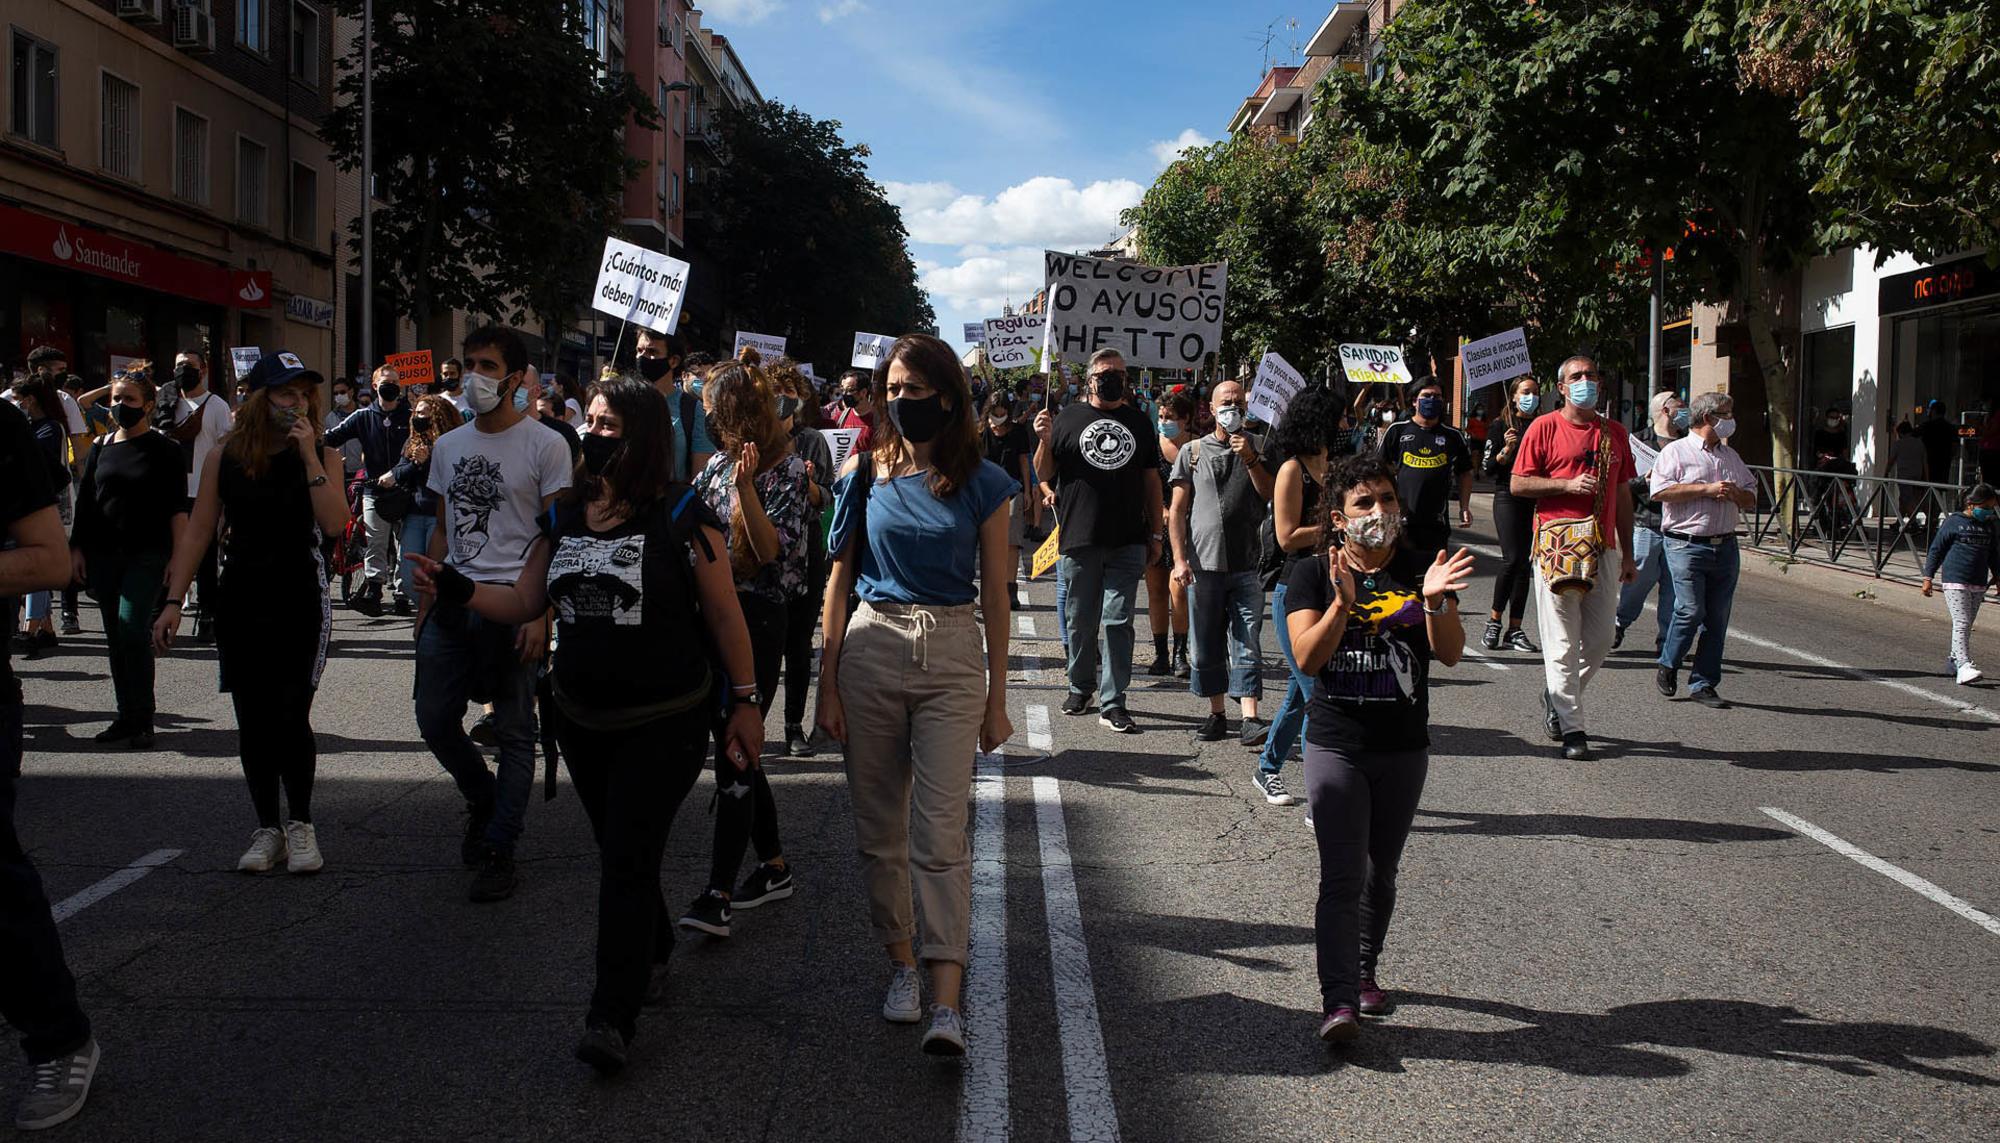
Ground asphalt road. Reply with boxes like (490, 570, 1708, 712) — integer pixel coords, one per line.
(9, 518, 2000, 1142)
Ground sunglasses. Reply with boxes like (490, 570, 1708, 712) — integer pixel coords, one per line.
(1093, 369, 1127, 385)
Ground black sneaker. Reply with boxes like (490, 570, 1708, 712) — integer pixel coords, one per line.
(575, 1021, 628, 1075)
(126, 725, 155, 751)
(1504, 629, 1537, 653)
(92, 719, 138, 746)
(1006, 582, 1021, 611)
(1655, 667, 1677, 698)
(1253, 770, 1303, 806)
(1612, 623, 1628, 650)
(1195, 712, 1228, 741)
(1542, 690, 1562, 742)
(461, 801, 494, 866)
(784, 724, 814, 758)
(468, 712, 499, 747)
(1481, 619, 1503, 650)
(469, 852, 518, 902)
(59, 611, 81, 636)
(734, 863, 794, 910)
(1060, 693, 1092, 716)
(1689, 687, 1729, 709)
(354, 583, 384, 617)
(677, 890, 732, 937)
(1099, 706, 1138, 734)
(1239, 717, 1270, 748)
(1173, 649, 1191, 679)
(393, 596, 414, 617)
(1561, 731, 1593, 761)
(1147, 654, 1172, 677)
(24, 630, 56, 660)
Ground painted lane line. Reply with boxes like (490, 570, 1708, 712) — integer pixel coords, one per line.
(1025, 704, 1053, 753)
(1032, 776, 1121, 1143)
(1460, 641, 1511, 671)
(1760, 807, 2000, 940)
(52, 848, 184, 924)
(960, 755, 1010, 1143)
(1017, 614, 1037, 639)
(1731, 630, 2000, 726)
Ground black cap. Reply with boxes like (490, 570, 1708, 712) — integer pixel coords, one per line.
(242, 351, 310, 393)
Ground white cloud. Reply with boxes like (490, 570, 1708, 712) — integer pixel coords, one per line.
(1149, 127, 1212, 167)
(913, 246, 1050, 317)
(702, 0, 784, 23)
(818, 0, 866, 21)
(886, 176, 1144, 248)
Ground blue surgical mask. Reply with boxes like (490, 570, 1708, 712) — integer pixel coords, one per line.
(1516, 393, 1540, 415)
(1972, 507, 1996, 522)
(1159, 421, 1182, 440)
(1416, 396, 1443, 420)
(513, 383, 531, 414)
(1567, 379, 1599, 409)
(1670, 408, 1692, 432)
(1067, 383, 1078, 397)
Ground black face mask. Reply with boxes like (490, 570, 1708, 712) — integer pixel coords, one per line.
(1094, 370, 1126, 402)
(174, 364, 201, 391)
(580, 432, 621, 478)
(411, 415, 433, 431)
(776, 394, 801, 422)
(637, 356, 672, 383)
(840, 392, 860, 409)
(887, 394, 950, 444)
(113, 403, 148, 430)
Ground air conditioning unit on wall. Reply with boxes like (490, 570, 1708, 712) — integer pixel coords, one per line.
(172, 3, 215, 53)
(118, 0, 165, 24)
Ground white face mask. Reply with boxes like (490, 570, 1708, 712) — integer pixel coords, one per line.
(1380, 411, 1395, 425)
(1215, 406, 1246, 435)
(1712, 417, 1738, 439)
(333, 393, 352, 409)
(464, 370, 506, 416)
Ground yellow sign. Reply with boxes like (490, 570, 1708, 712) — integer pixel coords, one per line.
(1031, 526, 1062, 578)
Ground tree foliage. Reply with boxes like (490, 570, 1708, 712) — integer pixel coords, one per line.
(703, 103, 935, 375)
(324, 2, 656, 337)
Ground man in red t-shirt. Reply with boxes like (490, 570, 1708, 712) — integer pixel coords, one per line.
(1509, 354, 1637, 760)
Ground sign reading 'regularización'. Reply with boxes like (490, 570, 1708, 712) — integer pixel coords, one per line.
(592, 235, 691, 336)
(1041, 250, 1227, 370)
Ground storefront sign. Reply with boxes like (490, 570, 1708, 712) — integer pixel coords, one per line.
(1879, 255, 2000, 317)
(0, 201, 272, 309)
(285, 294, 334, 329)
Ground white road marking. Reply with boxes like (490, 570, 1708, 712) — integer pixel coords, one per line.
(1017, 613, 1037, 638)
(52, 848, 183, 924)
(1460, 641, 1511, 671)
(1025, 705, 1053, 752)
(1032, 776, 1121, 1143)
(960, 755, 1010, 1143)
(1731, 630, 2000, 726)
(1760, 808, 2000, 939)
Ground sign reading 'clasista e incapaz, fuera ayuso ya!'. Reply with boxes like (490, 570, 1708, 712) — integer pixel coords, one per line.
(592, 235, 690, 335)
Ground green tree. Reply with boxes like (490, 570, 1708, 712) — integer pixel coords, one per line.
(323, 2, 656, 342)
(703, 103, 935, 376)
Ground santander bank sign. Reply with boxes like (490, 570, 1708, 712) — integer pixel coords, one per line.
(2, 201, 271, 309)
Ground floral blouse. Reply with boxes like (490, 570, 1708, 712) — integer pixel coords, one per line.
(693, 449, 811, 603)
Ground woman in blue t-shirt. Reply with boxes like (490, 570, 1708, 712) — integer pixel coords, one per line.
(816, 333, 1017, 1057)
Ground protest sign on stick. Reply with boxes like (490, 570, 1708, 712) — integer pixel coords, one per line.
(591, 235, 691, 336)
(823, 427, 863, 471)
(1246, 351, 1306, 428)
(1041, 251, 1226, 370)
(1338, 343, 1413, 388)
(851, 332, 895, 371)
(384, 350, 434, 388)
(1460, 328, 1533, 393)
(1030, 527, 1062, 578)
(230, 347, 263, 382)
(962, 322, 987, 345)
(984, 313, 1047, 371)
(733, 331, 787, 359)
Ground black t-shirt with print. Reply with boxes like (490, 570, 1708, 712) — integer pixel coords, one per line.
(1381, 420, 1470, 531)
(0, 399, 59, 706)
(1286, 550, 1434, 752)
(1051, 400, 1161, 553)
(984, 421, 1034, 486)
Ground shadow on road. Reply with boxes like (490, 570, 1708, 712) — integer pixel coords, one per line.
(1409, 810, 1793, 844)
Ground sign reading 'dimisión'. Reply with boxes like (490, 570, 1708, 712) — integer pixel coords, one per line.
(1041, 251, 1226, 370)
(1338, 343, 1412, 387)
(851, 332, 896, 370)
(592, 236, 690, 335)
(983, 313, 1047, 371)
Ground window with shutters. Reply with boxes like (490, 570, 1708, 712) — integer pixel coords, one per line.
(237, 136, 267, 225)
(10, 32, 59, 149)
(100, 72, 139, 180)
(175, 107, 211, 205)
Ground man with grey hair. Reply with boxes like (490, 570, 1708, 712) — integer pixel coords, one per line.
(1615, 389, 1689, 650)
(1649, 391, 1756, 708)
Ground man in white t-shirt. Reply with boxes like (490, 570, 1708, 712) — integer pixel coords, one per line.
(417, 325, 572, 904)
(167, 351, 234, 641)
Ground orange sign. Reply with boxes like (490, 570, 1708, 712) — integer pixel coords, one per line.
(383, 350, 434, 387)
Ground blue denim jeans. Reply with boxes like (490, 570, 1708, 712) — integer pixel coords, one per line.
(414, 603, 539, 855)
(1615, 526, 1675, 647)
(1659, 536, 1740, 693)
(1258, 580, 1313, 776)
(1187, 569, 1263, 701)
(398, 512, 437, 602)
(1054, 558, 1071, 652)
(1059, 543, 1146, 710)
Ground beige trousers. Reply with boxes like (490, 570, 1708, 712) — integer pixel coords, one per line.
(1532, 550, 1622, 737)
(838, 600, 988, 965)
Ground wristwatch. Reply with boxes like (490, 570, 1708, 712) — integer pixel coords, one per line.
(729, 691, 763, 709)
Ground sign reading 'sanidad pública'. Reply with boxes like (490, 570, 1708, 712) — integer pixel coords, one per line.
(1041, 250, 1227, 370)
(592, 236, 691, 335)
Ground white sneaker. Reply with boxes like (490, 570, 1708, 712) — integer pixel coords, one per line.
(1958, 662, 1983, 685)
(284, 821, 324, 874)
(882, 963, 922, 1024)
(237, 827, 287, 873)
(922, 1005, 967, 1057)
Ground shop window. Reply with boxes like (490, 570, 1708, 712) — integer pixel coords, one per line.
(289, 161, 317, 242)
(291, 3, 321, 88)
(1802, 324, 1856, 463)
(237, 136, 268, 226)
(10, 31, 59, 149)
(100, 72, 140, 180)
(238, 0, 266, 54)
(175, 107, 211, 205)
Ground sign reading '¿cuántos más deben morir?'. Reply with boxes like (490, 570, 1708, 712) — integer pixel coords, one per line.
(592, 236, 691, 336)
(1041, 251, 1227, 370)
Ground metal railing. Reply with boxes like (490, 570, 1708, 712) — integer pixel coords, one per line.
(1741, 465, 1972, 580)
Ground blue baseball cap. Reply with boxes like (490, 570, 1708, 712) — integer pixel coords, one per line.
(243, 351, 309, 392)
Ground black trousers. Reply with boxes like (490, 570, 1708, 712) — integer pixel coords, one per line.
(1303, 741, 1429, 1012)
(1490, 489, 1534, 622)
(561, 707, 710, 1039)
(231, 679, 318, 827)
(0, 701, 92, 1063)
(708, 592, 785, 893)
(781, 579, 823, 728)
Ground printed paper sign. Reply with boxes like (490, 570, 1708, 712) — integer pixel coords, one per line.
(823, 427, 863, 471)
(1629, 434, 1659, 479)
(1031, 526, 1062, 578)
(1042, 251, 1226, 370)
(1338, 343, 1412, 387)
(962, 322, 987, 345)
(983, 313, 1047, 371)
(1461, 328, 1532, 393)
(733, 331, 786, 359)
(798, 363, 817, 385)
(384, 350, 434, 387)
(230, 347, 262, 382)
(591, 235, 691, 335)
(851, 332, 895, 371)
(1246, 351, 1306, 428)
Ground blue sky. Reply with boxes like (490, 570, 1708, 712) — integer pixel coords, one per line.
(696, 0, 1307, 351)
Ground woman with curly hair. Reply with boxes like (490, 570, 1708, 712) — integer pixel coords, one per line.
(380, 393, 462, 608)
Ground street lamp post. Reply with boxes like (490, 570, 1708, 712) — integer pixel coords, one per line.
(361, 0, 374, 381)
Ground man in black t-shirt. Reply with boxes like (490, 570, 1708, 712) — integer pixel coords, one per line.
(1380, 378, 1472, 565)
(983, 393, 1037, 605)
(0, 398, 101, 1129)
(1034, 349, 1163, 733)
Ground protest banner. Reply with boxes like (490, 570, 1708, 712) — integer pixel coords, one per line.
(1460, 327, 1532, 393)
(962, 321, 987, 345)
(983, 313, 1047, 371)
(1629, 434, 1659, 479)
(851, 332, 895, 371)
(1030, 526, 1062, 578)
(1338, 343, 1413, 387)
(798, 363, 817, 386)
(732, 331, 787, 360)
(1041, 250, 1226, 370)
(591, 235, 691, 336)
(823, 427, 863, 471)
(229, 347, 262, 381)
(1246, 351, 1306, 428)
(384, 350, 434, 388)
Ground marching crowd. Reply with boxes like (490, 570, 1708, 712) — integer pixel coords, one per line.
(4, 330, 1999, 1128)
